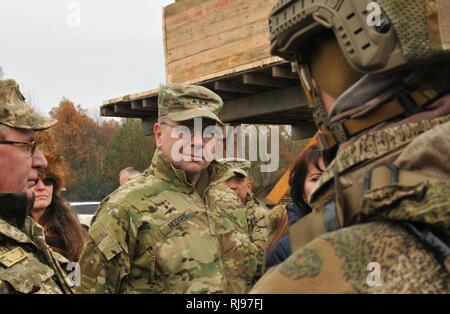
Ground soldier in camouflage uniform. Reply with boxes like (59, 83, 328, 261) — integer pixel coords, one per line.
(0, 79, 73, 294)
(205, 158, 270, 293)
(77, 84, 262, 293)
(251, 0, 450, 293)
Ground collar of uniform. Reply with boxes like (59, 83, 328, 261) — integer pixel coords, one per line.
(0, 193, 36, 246)
(245, 193, 255, 208)
(0, 192, 32, 230)
(209, 162, 234, 185)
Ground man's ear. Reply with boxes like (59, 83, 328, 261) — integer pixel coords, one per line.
(154, 122, 163, 149)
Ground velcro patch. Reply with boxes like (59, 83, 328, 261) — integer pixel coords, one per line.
(0, 247, 28, 268)
(168, 213, 189, 229)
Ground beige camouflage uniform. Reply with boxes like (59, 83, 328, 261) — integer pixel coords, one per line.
(251, 0, 450, 293)
(77, 84, 263, 293)
(0, 79, 72, 294)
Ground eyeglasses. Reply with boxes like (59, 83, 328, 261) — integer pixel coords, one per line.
(0, 139, 37, 156)
(42, 176, 57, 186)
(160, 122, 218, 139)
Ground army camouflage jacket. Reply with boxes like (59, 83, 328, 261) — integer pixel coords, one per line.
(205, 164, 270, 293)
(0, 193, 73, 294)
(78, 150, 239, 294)
(251, 112, 450, 293)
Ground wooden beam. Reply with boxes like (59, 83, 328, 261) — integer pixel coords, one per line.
(220, 86, 307, 122)
(143, 98, 158, 109)
(113, 104, 154, 118)
(272, 66, 299, 80)
(131, 100, 143, 110)
(242, 73, 292, 88)
(214, 90, 242, 100)
(214, 80, 262, 94)
(101, 107, 115, 117)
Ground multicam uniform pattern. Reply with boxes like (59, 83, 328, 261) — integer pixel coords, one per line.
(78, 150, 267, 294)
(251, 113, 450, 293)
(205, 163, 270, 293)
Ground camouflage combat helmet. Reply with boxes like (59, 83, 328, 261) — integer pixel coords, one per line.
(0, 79, 56, 130)
(269, 0, 450, 152)
(269, 0, 450, 74)
(158, 84, 224, 126)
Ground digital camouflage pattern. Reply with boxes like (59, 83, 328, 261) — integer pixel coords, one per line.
(158, 84, 223, 125)
(251, 113, 450, 293)
(0, 196, 72, 294)
(0, 79, 56, 130)
(75, 150, 257, 293)
(205, 160, 270, 293)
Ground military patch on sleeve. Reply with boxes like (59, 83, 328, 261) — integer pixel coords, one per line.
(0, 247, 28, 268)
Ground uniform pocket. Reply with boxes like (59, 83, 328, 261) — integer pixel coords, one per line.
(0, 249, 56, 294)
(89, 223, 124, 261)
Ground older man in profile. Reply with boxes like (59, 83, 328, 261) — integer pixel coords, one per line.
(0, 78, 72, 294)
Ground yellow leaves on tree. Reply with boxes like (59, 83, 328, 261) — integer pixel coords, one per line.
(49, 98, 99, 186)
(36, 129, 57, 157)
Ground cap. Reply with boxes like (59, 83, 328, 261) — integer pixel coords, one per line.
(219, 157, 251, 177)
(158, 84, 223, 125)
(0, 79, 56, 130)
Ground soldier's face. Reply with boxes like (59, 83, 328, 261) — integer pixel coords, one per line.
(225, 176, 251, 203)
(154, 118, 215, 175)
(0, 127, 48, 199)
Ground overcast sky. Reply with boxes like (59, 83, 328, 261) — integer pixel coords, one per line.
(0, 0, 174, 118)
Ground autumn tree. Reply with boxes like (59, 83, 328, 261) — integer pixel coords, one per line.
(47, 99, 103, 200)
(36, 129, 57, 157)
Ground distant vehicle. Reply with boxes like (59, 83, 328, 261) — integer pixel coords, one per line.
(70, 202, 100, 227)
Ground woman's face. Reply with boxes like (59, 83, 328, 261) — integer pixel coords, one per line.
(303, 158, 325, 201)
(31, 177, 54, 211)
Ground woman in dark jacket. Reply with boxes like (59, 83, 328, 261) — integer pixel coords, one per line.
(30, 155, 85, 261)
(265, 145, 325, 268)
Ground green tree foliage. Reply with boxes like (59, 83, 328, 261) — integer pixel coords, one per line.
(102, 118, 156, 185)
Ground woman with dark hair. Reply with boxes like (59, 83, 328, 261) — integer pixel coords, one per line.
(30, 155, 85, 262)
(289, 145, 325, 213)
(265, 145, 325, 269)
